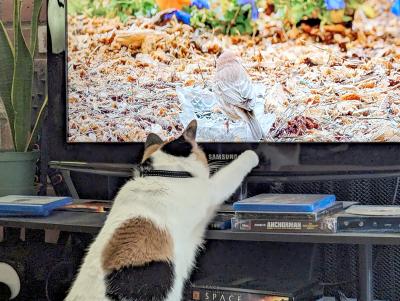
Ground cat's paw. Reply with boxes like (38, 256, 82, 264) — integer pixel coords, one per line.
(241, 150, 259, 168)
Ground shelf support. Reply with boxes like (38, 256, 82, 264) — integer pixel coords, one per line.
(358, 243, 373, 301)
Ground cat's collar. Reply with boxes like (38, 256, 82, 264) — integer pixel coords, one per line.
(138, 168, 193, 178)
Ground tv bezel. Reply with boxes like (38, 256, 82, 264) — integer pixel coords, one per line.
(45, 6, 400, 172)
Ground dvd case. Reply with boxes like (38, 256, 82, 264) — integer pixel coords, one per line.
(0, 195, 72, 216)
(236, 202, 348, 221)
(231, 217, 337, 233)
(189, 278, 322, 301)
(233, 194, 336, 213)
(208, 213, 234, 230)
(191, 288, 290, 301)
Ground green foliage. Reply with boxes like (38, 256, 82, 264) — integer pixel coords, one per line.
(274, 0, 324, 24)
(68, 0, 158, 21)
(273, 0, 364, 25)
(190, 0, 255, 35)
(12, 0, 35, 152)
(68, 0, 364, 34)
(68, 0, 109, 17)
(68, 0, 255, 34)
(0, 0, 45, 152)
(108, 0, 158, 21)
(0, 22, 15, 141)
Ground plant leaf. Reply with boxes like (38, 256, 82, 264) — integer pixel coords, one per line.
(0, 95, 15, 151)
(24, 95, 47, 152)
(0, 21, 15, 147)
(30, 0, 43, 56)
(12, 0, 34, 151)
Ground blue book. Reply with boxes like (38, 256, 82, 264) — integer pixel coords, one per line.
(233, 194, 336, 213)
(0, 195, 73, 216)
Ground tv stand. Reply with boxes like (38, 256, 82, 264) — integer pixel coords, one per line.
(0, 209, 398, 300)
(41, 161, 400, 300)
(49, 160, 400, 199)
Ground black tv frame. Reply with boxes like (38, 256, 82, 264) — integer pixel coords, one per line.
(44, 11, 400, 199)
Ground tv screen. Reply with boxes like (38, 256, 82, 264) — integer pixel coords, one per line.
(66, 0, 400, 143)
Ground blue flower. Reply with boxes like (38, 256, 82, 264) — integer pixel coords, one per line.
(237, 0, 259, 19)
(324, 0, 345, 10)
(191, 0, 210, 9)
(392, 0, 400, 16)
(163, 10, 192, 24)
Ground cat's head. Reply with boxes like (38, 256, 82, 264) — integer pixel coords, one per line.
(141, 120, 209, 177)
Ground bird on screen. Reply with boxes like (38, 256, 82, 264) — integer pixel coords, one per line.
(214, 50, 264, 141)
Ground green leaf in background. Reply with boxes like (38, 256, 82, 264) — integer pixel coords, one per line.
(0, 21, 15, 149)
(12, 0, 34, 151)
(25, 95, 47, 152)
(29, 0, 43, 56)
(68, 0, 158, 20)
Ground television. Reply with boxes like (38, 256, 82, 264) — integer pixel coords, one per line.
(65, 0, 400, 144)
(46, 0, 400, 197)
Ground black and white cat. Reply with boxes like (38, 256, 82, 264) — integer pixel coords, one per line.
(65, 120, 259, 301)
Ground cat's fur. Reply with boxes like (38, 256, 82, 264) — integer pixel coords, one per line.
(65, 120, 259, 301)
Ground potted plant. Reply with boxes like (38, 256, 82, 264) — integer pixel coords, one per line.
(0, 0, 47, 196)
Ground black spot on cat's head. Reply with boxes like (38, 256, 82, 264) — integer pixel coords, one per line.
(161, 120, 198, 158)
(162, 135, 192, 157)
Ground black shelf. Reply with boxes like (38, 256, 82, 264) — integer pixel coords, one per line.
(206, 230, 400, 245)
(0, 211, 106, 234)
(0, 210, 398, 300)
(0, 210, 399, 246)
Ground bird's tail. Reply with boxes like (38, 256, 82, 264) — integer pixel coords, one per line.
(246, 111, 264, 141)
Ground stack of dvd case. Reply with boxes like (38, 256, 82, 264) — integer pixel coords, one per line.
(0, 195, 73, 217)
(231, 194, 356, 233)
(188, 277, 323, 301)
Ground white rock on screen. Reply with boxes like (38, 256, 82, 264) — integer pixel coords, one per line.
(177, 84, 275, 142)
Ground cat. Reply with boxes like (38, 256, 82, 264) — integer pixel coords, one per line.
(65, 119, 259, 301)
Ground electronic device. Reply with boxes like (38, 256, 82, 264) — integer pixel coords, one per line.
(337, 205, 400, 233)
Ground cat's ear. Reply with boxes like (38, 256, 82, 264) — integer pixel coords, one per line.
(145, 133, 163, 149)
(182, 120, 197, 141)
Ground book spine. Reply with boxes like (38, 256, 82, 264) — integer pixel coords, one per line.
(235, 212, 316, 221)
(231, 217, 337, 233)
(190, 287, 291, 301)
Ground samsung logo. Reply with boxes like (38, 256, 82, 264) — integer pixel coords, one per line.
(208, 154, 238, 161)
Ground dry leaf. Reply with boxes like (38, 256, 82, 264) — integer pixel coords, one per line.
(359, 81, 376, 89)
(184, 79, 195, 86)
(127, 75, 136, 83)
(341, 93, 362, 101)
(324, 24, 346, 34)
